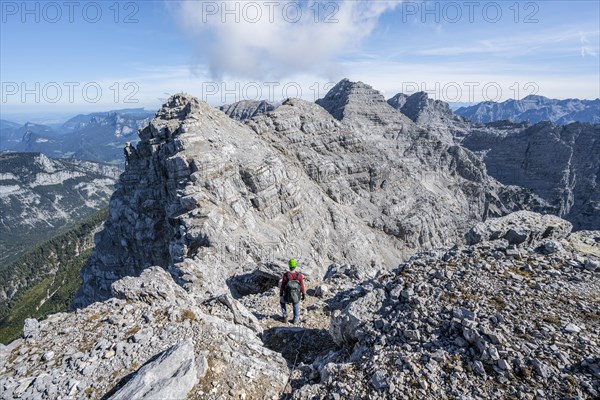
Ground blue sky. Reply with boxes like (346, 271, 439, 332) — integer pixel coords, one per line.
(1, 0, 599, 115)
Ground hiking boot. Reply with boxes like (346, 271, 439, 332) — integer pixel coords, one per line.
(290, 318, 299, 324)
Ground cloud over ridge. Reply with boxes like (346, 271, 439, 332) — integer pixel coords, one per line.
(171, 0, 400, 79)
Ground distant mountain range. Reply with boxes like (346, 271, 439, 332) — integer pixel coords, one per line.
(0, 108, 154, 164)
(0, 152, 119, 265)
(1, 97, 597, 166)
(455, 95, 600, 124)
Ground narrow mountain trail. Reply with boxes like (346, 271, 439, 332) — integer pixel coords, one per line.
(238, 280, 338, 397)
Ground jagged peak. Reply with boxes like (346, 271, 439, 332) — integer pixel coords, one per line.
(136, 93, 235, 144)
(155, 93, 209, 121)
(386, 93, 409, 109)
(316, 79, 391, 121)
(387, 91, 454, 124)
(272, 97, 342, 121)
(522, 94, 548, 101)
(320, 79, 378, 100)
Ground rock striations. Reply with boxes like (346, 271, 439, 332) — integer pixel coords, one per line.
(0, 267, 288, 399)
(1, 79, 598, 400)
(75, 81, 548, 308)
(219, 100, 277, 121)
(460, 121, 600, 230)
(387, 91, 466, 127)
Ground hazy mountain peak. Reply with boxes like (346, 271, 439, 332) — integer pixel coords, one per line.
(456, 95, 600, 124)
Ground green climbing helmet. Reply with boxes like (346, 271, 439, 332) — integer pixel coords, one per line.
(288, 259, 297, 270)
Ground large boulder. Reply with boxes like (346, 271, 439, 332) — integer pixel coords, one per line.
(110, 267, 189, 306)
(109, 340, 198, 400)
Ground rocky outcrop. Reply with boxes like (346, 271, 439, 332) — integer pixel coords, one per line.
(111, 267, 190, 305)
(455, 95, 600, 124)
(219, 100, 276, 121)
(0, 265, 288, 399)
(292, 212, 600, 399)
(315, 79, 414, 139)
(460, 121, 600, 229)
(3, 79, 599, 400)
(466, 211, 573, 245)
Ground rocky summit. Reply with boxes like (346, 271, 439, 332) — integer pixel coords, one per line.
(0, 80, 598, 400)
(219, 100, 277, 121)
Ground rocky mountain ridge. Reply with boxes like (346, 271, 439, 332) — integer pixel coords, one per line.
(383, 91, 600, 231)
(0, 80, 598, 399)
(218, 100, 277, 121)
(1, 212, 597, 399)
(74, 81, 549, 308)
(0, 152, 119, 264)
(460, 121, 600, 230)
(0, 109, 154, 164)
(387, 91, 467, 128)
(292, 212, 599, 399)
(455, 95, 600, 125)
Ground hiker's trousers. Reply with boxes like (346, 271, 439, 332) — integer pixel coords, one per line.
(280, 297, 299, 320)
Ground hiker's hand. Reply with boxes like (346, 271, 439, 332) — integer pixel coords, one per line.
(301, 294, 306, 301)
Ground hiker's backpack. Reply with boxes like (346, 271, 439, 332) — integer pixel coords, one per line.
(284, 272, 301, 304)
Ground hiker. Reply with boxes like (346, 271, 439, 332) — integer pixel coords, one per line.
(279, 259, 306, 323)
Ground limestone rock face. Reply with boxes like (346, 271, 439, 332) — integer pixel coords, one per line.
(292, 213, 600, 399)
(386, 93, 409, 111)
(389, 91, 599, 231)
(108, 339, 197, 400)
(315, 79, 413, 138)
(219, 100, 276, 121)
(3, 79, 599, 400)
(0, 152, 119, 264)
(111, 267, 190, 305)
(388, 91, 464, 127)
(75, 82, 552, 308)
(460, 121, 600, 229)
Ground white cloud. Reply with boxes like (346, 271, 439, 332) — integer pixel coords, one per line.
(168, 0, 400, 79)
(580, 32, 598, 57)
